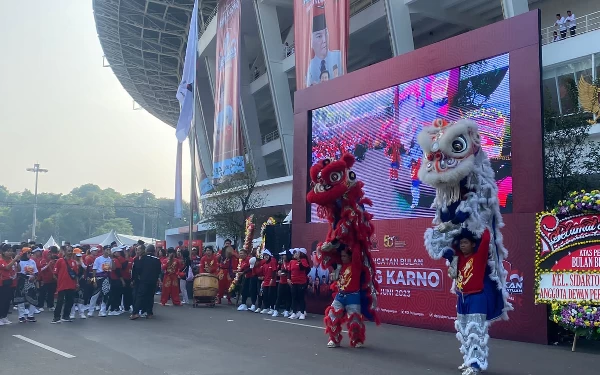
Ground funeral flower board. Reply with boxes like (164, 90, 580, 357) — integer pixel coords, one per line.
(535, 213, 600, 304)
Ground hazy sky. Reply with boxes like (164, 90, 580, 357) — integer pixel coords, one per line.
(0, 1, 191, 199)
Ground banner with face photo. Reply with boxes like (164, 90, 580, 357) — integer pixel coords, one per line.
(294, 0, 349, 90)
(213, 0, 245, 181)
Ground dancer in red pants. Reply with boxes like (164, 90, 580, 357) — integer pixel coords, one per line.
(160, 249, 182, 306)
(216, 246, 238, 304)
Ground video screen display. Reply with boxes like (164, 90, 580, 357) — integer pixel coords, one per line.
(310, 53, 512, 221)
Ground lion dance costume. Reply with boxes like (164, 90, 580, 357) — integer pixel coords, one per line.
(417, 119, 513, 375)
(306, 153, 380, 348)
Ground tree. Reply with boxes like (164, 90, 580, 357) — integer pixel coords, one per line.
(543, 78, 600, 208)
(201, 164, 266, 245)
(93, 218, 134, 236)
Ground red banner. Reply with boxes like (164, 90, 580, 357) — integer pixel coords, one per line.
(213, 0, 245, 180)
(536, 213, 600, 304)
(294, 0, 349, 90)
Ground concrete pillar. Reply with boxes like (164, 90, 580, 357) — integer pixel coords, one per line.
(501, 0, 529, 19)
(384, 0, 414, 57)
(239, 37, 268, 181)
(254, 0, 294, 175)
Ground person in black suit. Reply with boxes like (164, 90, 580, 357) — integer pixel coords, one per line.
(130, 244, 161, 320)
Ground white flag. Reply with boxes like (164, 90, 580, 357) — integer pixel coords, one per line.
(175, 0, 199, 142)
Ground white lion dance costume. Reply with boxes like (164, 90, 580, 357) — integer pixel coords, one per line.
(417, 119, 513, 375)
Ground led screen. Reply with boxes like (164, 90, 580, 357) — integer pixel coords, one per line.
(310, 53, 512, 221)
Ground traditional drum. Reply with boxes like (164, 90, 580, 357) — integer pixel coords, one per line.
(193, 273, 218, 301)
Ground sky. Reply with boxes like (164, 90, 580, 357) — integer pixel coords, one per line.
(0, 0, 191, 199)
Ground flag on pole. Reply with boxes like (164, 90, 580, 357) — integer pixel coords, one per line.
(175, 0, 199, 142)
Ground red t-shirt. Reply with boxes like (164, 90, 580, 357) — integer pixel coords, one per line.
(109, 257, 122, 280)
(0, 259, 10, 283)
(338, 248, 363, 294)
(38, 258, 56, 283)
(456, 229, 490, 295)
(199, 254, 218, 274)
(289, 259, 309, 285)
(261, 258, 277, 287)
(119, 256, 131, 280)
(54, 257, 78, 292)
(278, 262, 289, 284)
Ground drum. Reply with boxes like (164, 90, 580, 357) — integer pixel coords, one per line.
(193, 273, 218, 298)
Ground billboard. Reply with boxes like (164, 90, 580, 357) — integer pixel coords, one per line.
(294, 0, 349, 90)
(292, 11, 546, 343)
(213, 0, 245, 181)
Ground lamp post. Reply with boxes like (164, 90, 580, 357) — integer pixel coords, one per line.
(26, 164, 48, 241)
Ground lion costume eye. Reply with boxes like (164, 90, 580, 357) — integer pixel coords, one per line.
(348, 171, 356, 181)
(329, 171, 343, 183)
(451, 136, 467, 153)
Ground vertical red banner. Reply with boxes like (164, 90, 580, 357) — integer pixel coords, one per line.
(294, 0, 349, 90)
(213, 0, 244, 181)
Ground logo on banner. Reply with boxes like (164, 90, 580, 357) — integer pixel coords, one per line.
(383, 235, 405, 249)
(503, 260, 523, 294)
(538, 213, 600, 256)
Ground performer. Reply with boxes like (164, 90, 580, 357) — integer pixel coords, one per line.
(14, 247, 39, 323)
(89, 246, 112, 317)
(160, 248, 182, 306)
(306, 153, 380, 348)
(199, 247, 218, 275)
(386, 139, 402, 181)
(216, 246, 238, 305)
(417, 119, 512, 375)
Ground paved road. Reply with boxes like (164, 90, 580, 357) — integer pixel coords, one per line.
(0, 301, 597, 375)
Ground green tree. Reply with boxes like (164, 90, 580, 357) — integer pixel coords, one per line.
(93, 218, 134, 236)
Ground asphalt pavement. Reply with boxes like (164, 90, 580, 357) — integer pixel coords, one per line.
(0, 299, 597, 375)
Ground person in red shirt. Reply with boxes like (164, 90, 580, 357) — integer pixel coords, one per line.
(442, 228, 502, 375)
(51, 246, 79, 323)
(410, 157, 422, 209)
(236, 250, 259, 311)
(272, 250, 292, 317)
(199, 247, 218, 275)
(0, 245, 20, 325)
(216, 246, 238, 305)
(160, 248, 182, 306)
(121, 247, 134, 312)
(323, 245, 366, 348)
(107, 247, 125, 315)
(32, 247, 53, 312)
(257, 250, 277, 314)
(288, 248, 310, 320)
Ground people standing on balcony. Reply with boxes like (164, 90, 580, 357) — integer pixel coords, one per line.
(554, 13, 567, 39)
(552, 31, 560, 42)
(566, 10, 576, 37)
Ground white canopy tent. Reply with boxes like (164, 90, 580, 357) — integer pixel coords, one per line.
(43, 235, 59, 249)
(80, 230, 155, 247)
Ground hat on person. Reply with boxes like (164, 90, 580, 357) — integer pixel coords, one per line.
(297, 248, 307, 255)
(21, 247, 31, 255)
(279, 250, 287, 255)
(31, 247, 43, 253)
(90, 246, 99, 252)
(74, 248, 83, 257)
(111, 247, 121, 254)
(312, 3, 326, 32)
(263, 249, 272, 257)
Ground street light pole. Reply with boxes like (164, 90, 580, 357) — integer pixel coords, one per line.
(26, 163, 48, 242)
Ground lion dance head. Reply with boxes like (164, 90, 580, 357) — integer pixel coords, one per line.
(307, 153, 362, 207)
(417, 118, 482, 190)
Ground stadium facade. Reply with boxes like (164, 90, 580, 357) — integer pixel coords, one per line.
(93, 0, 600, 247)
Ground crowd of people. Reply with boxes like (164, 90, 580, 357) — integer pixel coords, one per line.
(552, 10, 577, 42)
(0, 238, 316, 326)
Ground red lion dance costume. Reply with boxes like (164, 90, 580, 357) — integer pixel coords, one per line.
(307, 153, 380, 348)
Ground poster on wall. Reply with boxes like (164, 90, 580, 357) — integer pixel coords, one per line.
(212, 0, 245, 181)
(294, 0, 349, 90)
(535, 213, 600, 304)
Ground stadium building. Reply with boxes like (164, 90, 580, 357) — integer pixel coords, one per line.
(93, 0, 600, 248)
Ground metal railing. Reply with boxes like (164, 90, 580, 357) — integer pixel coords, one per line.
(541, 10, 600, 45)
(199, 6, 218, 37)
(262, 130, 280, 144)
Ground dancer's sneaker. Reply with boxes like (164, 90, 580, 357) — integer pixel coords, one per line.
(19, 317, 26, 323)
(283, 311, 289, 318)
(248, 305, 256, 312)
(354, 342, 364, 348)
(260, 309, 270, 314)
(298, 313, 306, 320)
(79, 313, 87, 319)
(271, 310, 279, 317)
(50, 318, 61, 324)
(461, 368, 479, 375)
(37, 307, 44, 313)
(99, 311, 107, 317)
(327, 340, 340, 348)
(458, 364, 469, 371)
(49, 307, 55, 312)
(237, 304, 248, 311)
(87, 311, 94, 317)
(60, 318, 73, 323)
(69, 313, 75, 319)
(1, 318, 12, 325)
(288, 312, 298, 320)
(108, 311, 120, 316)
(27, 317, 36, 323)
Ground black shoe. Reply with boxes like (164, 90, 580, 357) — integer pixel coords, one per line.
(60, 318, 73, 323)
(19, 317, 26, 323)
(27, 317, 36, 323)
(51, 318, 61, 324)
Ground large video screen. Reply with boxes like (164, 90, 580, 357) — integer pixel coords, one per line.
(310, 53, 512, 221)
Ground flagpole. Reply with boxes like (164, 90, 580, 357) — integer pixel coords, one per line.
(188, 109, 196, 254)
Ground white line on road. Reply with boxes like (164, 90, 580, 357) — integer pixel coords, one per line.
(12, 335, 76, 359)
(263, 318, 348, 333)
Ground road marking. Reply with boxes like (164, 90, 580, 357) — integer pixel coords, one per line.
(12, 335, 76, 359)
(263, 318, 347, 333)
